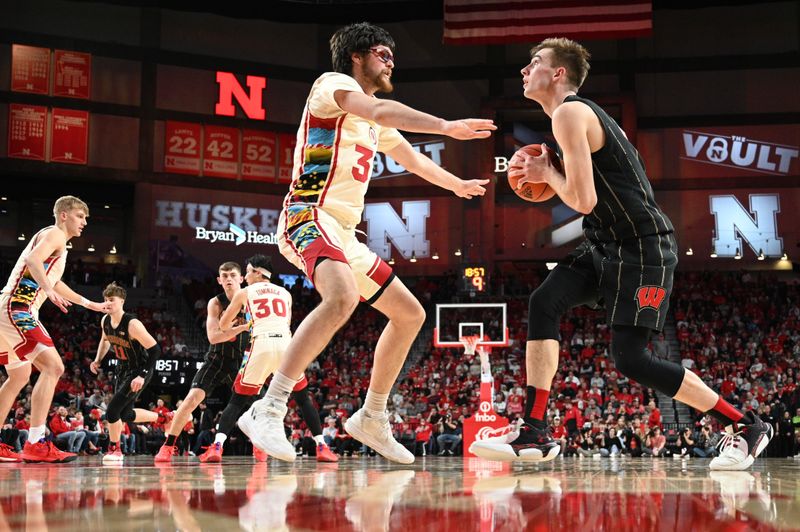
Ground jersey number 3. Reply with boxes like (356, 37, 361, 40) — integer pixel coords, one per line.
(252, 298, 288, 319)
(351, 145, 374, 183)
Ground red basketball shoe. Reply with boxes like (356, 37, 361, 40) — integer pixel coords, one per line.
(0, 443, 22, 462)
(21, 440, 78, 463)
(253, 446, 268, 462)
(316, 443, 339, 462)
(154, 444, 177, 463)
(200, 442, 223, 463)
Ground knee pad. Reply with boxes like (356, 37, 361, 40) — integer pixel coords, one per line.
(527, 285, 562, 340)
(611, 325, 684, 397)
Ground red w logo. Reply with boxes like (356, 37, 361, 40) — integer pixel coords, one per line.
(635, 286, 666, 310)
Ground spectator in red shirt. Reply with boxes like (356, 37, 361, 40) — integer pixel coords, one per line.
(551, 417, 568, 454)
(49, 406, 85, 453)
(647, 400, 662, 429)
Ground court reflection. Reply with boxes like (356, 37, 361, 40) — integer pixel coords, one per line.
(0, 457, 796, 531)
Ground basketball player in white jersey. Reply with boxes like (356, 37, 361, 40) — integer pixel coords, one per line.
(243, 22, 495, 464)
(204, 254, 337, 462)
(0, 196, 110, 463)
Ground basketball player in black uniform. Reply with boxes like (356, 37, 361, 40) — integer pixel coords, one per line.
(155, 261, 251, 462)
(90, 283, 164, 464)
(471, 38, 771, 471)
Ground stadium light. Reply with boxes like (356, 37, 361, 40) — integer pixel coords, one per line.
(686, 247, 693, 256)
(734, 247, 741, 260)
(454, 248, 462, 257)
(710, 246, 717, 258)
(388, 257, 395, 265)
(88, 244, 95, 252)
(110, 245, 117, 254)
(432, 251, 439, 260)
(781, 252, 788, 261)
(410, 252, 417, 263)
(17, 233, 25, 241)
(757, 249, 765, 261)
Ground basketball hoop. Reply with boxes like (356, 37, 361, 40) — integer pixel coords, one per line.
(460, 335, 481, 356)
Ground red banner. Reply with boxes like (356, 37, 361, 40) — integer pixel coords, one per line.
(241, 130, 277, 181)
(164, 121, 202, 175)
(50, 108, 89, 165)
(277, 133, 297, 183)
(53, 50, 91, 99)
(202, 126, 240, 179)
(11, 44, 50, 94)
(8, 104, 47, 161)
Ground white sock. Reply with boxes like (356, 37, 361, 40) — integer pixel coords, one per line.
(28, 425, 45, 443)
(364, 389, 389, 416)
(265, 371, 296, 402)
(214, 433, 228, 446)
(313, 434, 325, 445)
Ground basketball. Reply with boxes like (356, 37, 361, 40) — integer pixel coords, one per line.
(507, 144, 560, 202)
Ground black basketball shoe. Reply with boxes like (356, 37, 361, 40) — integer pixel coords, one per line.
(470, 421, 560, 463)
(709, 411, 773, 471)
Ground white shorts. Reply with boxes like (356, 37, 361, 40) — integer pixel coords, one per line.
(234, 333, 291, 396)
(278, 205, 395, 303)
(0, 294, 52, 369)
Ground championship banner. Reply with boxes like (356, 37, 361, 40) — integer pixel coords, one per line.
(202, 125, 240, 179)
(8, 104, 47, 161)
(11, 44, 50, 94)
(53, 50, 91, 99)
(241, 130, 277, 181)
(164, 121, 202, 175)
(50, 108, 89, 165)
(277, 133, 297, 183)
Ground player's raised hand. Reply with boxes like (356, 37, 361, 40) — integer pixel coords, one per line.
(46, 289, 71, 313)
(454, 178, 490, 199)
(443, 119, 496, 140)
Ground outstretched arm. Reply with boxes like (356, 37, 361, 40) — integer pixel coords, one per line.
(334, 90, 495, 140)
(53, 281, 111, 313)
(386, 140, 489, 199)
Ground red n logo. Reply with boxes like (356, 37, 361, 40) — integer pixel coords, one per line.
(215, 72, 266, 120)
(635, 286, 666, 310)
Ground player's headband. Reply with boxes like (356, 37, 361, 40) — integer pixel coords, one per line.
(249, 264, 271, 279)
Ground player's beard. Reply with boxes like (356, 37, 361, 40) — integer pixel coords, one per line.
(374, 69, 393, 93)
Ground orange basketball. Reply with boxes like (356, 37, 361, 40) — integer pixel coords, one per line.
(508, 144, 560, 202)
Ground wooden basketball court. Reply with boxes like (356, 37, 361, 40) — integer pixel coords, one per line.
(0, 456, 797, 530)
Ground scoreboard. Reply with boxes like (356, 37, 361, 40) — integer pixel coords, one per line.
(461, 264, 488, 293)
(105, 357, 200, 387)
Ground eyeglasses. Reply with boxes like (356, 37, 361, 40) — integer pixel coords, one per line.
(369, 46, 395, 65)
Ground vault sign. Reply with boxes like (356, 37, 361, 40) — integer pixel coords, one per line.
(682, 130, 798, 176)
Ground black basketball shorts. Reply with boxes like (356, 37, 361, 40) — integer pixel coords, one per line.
(191, 350, 242, 395)
(553, 234, 677, 332)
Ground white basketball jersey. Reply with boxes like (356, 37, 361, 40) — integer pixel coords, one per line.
(245, 281, 292, 337)
(283, 72, 405, 227)
(1, 226, 67, 311)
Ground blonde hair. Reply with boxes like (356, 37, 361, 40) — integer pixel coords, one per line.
(530, 37, 591, 89)
(53, 196, 89, 218)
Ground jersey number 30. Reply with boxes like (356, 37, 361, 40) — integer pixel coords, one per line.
(252, 298, 288, 319)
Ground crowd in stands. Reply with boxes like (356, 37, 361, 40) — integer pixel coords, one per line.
(1, 268, 799, 459)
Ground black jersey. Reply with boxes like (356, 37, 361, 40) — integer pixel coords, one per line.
(563, 95, 674, 243)
(208, 292, 250, 358)
(103, 313, 149, 375)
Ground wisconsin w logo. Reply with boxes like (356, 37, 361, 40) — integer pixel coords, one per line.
(635, 286, 666, 310)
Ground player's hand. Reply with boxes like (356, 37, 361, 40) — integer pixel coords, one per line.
(130, 376, 145, 392)
(443, 119, 496, 140)
(86, 300, 113, 313)
(453, 178, 489, 199)
(46, 289, 71, 313)
(90, 360, 101, 374)
(509, 144, 556, 186)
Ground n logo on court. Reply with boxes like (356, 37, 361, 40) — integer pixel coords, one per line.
(635, 286, 666, 311)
